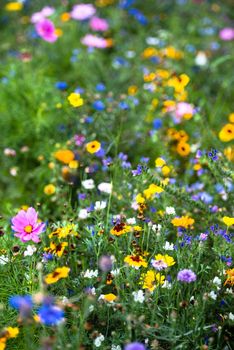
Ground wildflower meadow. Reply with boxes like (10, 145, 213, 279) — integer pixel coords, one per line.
(0, 1, 234, 349)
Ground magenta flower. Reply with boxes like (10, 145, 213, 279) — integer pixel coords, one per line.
(70, 4, 96, 21)
(81, 34, 108, 48)
(219, 27, 234, 41)
(90, 17, 109, 32)
(11, 207, 46, 243)
(35, 19, 58, 43)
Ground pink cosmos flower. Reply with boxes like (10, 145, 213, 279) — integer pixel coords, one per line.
(35, 19, 58, 43)
(175, 102, 194, 121)
(219, 28, 234, 41)
(11, 207, 46, 243)
(81, 34, 107, 48)
(89, 17, 109, 32)
(70, 4, 96, 21)
(31, 6, 55, 24)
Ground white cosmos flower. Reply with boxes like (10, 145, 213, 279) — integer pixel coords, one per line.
(82, 179, 95, 189)
(98, 182, 112, 194)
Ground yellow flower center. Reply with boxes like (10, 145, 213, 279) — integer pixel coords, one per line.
(24, 225, 33, 233)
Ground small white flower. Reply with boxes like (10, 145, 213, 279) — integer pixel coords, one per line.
(152, 224, 162, 233)
(131, 201, 138, 210)
(0, 255, 9, 265)
(98, 182, 112, 194)
(111, 346, 121, 350)
(165, 206, 176, 215)
(83, 269, 98, 278)
(94, 201, 107, 211)
(229, 312, 234, 321)
(195, 51, 208, 66)
(146, 36, 160, 45)
(111, 268, 120, 276)
(78, 208, 90, 219)
(89, 305, 94, 313)
(162, 281, 172, 289)
(94, 334, 105, 347)
(24, 245, 37, 257)
(132, 290, 145, 303)
(209, 291, 217, 300)
(163, 241, 174, 251)
(127, 217, 136, 225)
(213, 276, 222, 286)
(82, 179, 95, 189)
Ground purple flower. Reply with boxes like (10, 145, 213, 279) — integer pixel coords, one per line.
(219, 27, 234, 41)
(125, 342, 146, 350)
(99, 255, 113, 272)
(177, 269, 197, 283)
(11, 207, 46, 243)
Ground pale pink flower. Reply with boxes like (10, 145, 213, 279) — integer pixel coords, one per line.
(89, 17, 109, 31)
(81, 34, 107, 48)
(175, 102, 194, 121)
(70, 4, 96, 21)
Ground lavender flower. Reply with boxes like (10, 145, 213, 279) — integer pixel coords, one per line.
(177, 269, 197, 283)
(124, 342, 146, 350)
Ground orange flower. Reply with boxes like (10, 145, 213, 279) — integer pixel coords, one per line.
(224, 268, 234, 286)
(54, 149, 75, 164)
(176, 142, 190, 157)
(171, 216, 194, 229)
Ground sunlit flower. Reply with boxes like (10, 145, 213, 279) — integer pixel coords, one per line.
(45, 266, 70, 284)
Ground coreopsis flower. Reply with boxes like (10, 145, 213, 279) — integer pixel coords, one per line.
(11, 207, 46, 243)
(44, 242, 68, 257)
(110, 222, 131, 236)
(219, 124, 234, 142)
(224, 268, 234, 286)
(171, 216, 194, 229)
(223, 216, 234, 227)
(140, 270, 165, 292)
(54, 149, 75, 164)
(86, 140, 101, 154)
(45, 266, 70, 284)
(49, 224, 78, 239)
(177, 269, 197, 283)
(67, 92, 84, 107)
(124, 255, 148, 269)
(176, 141, 190, 156)
(35, 19, 58, 43)
(44, 184, 56, 195)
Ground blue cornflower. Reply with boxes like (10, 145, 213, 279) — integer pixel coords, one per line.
(38, 304, 64, 326)
(93, 100, 105, 111)
(55, 81, 67, 90)
(9, 295, 33, 311)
